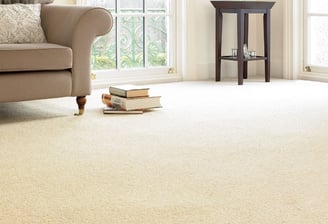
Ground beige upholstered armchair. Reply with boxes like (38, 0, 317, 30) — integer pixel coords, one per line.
(0, 0, 113, 115)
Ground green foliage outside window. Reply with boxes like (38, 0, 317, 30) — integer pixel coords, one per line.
(91, 14, 168, 70)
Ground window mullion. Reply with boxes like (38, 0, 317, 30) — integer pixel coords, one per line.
(144, 0, 148, 69)
(116, 0, 121, 70)
(304, 0, 309, 69)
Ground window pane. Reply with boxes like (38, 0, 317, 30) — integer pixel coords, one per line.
(82, 0, 173, 77)
(104, 0, 115, 13)
(81, 0, 114, 8)
(92, 18, 117, 70)
(308, 0, 328, 14)
(120, 0, 143, 13)
(147, 16, 168, 67)
(308, 16, 328, 66)
(120, 16, 144, 68)
(147, 0, 169, 13)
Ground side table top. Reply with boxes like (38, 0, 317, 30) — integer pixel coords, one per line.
(211, 1, 275, 9)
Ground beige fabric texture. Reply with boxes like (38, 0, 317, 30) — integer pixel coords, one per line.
(1, 80, 328, 224)
(41, 5, 113, 96)
(0, 71, 72, 102)
(0, 43, 72, 72)
(0, 4, 46, 44)
(0, 5, 113, 103)
(0, 0, 53, 4)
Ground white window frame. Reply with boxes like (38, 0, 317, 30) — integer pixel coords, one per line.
(283, 0, 328, 82)
(303, 0, 328, 75)
(77, 0, 182, 88)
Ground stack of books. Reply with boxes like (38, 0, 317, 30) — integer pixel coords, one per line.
(102, 84, 162, 114)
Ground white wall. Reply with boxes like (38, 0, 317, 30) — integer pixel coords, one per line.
(184, 0, 215, 80)
(53, 0, 75, 4)
(256, 0, 284, 78)
(184, 0, 284, 81)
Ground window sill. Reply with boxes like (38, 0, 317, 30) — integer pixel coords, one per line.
(91, 73, 183, 89)
(298, 72, 328, 83)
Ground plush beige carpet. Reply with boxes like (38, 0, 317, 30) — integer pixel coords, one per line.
(1, 79, 328, 224)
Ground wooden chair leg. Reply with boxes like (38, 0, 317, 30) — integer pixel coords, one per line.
(75, 96, 86, 116)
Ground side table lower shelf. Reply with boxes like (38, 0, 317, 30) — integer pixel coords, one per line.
(221, 56, 267, 61)
(218, 55, 269, 85)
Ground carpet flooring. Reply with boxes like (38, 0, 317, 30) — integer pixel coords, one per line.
(1, 79, 328, 224)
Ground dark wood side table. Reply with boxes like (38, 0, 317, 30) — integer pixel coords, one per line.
(211, 1, 275, 85)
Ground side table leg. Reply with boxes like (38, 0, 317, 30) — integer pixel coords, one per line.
(264, 10, 271, 82)
(216, 10, 223, 81)
(243, 13, 249, 79)
(237, 10, 245, 85)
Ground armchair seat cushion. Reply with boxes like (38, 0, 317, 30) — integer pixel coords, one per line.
(0, 43, 72, 72)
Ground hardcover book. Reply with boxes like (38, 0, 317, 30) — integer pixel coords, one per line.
(103, 106, 143, 114)
(111, 95, 161, 111)
(101, 93, 112, 107)
(109, 84, 149, 98)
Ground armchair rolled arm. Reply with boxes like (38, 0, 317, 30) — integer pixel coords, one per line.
(41, 5, 113, 95)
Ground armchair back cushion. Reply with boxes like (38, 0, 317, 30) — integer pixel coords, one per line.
(0, 3, 47, 43)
